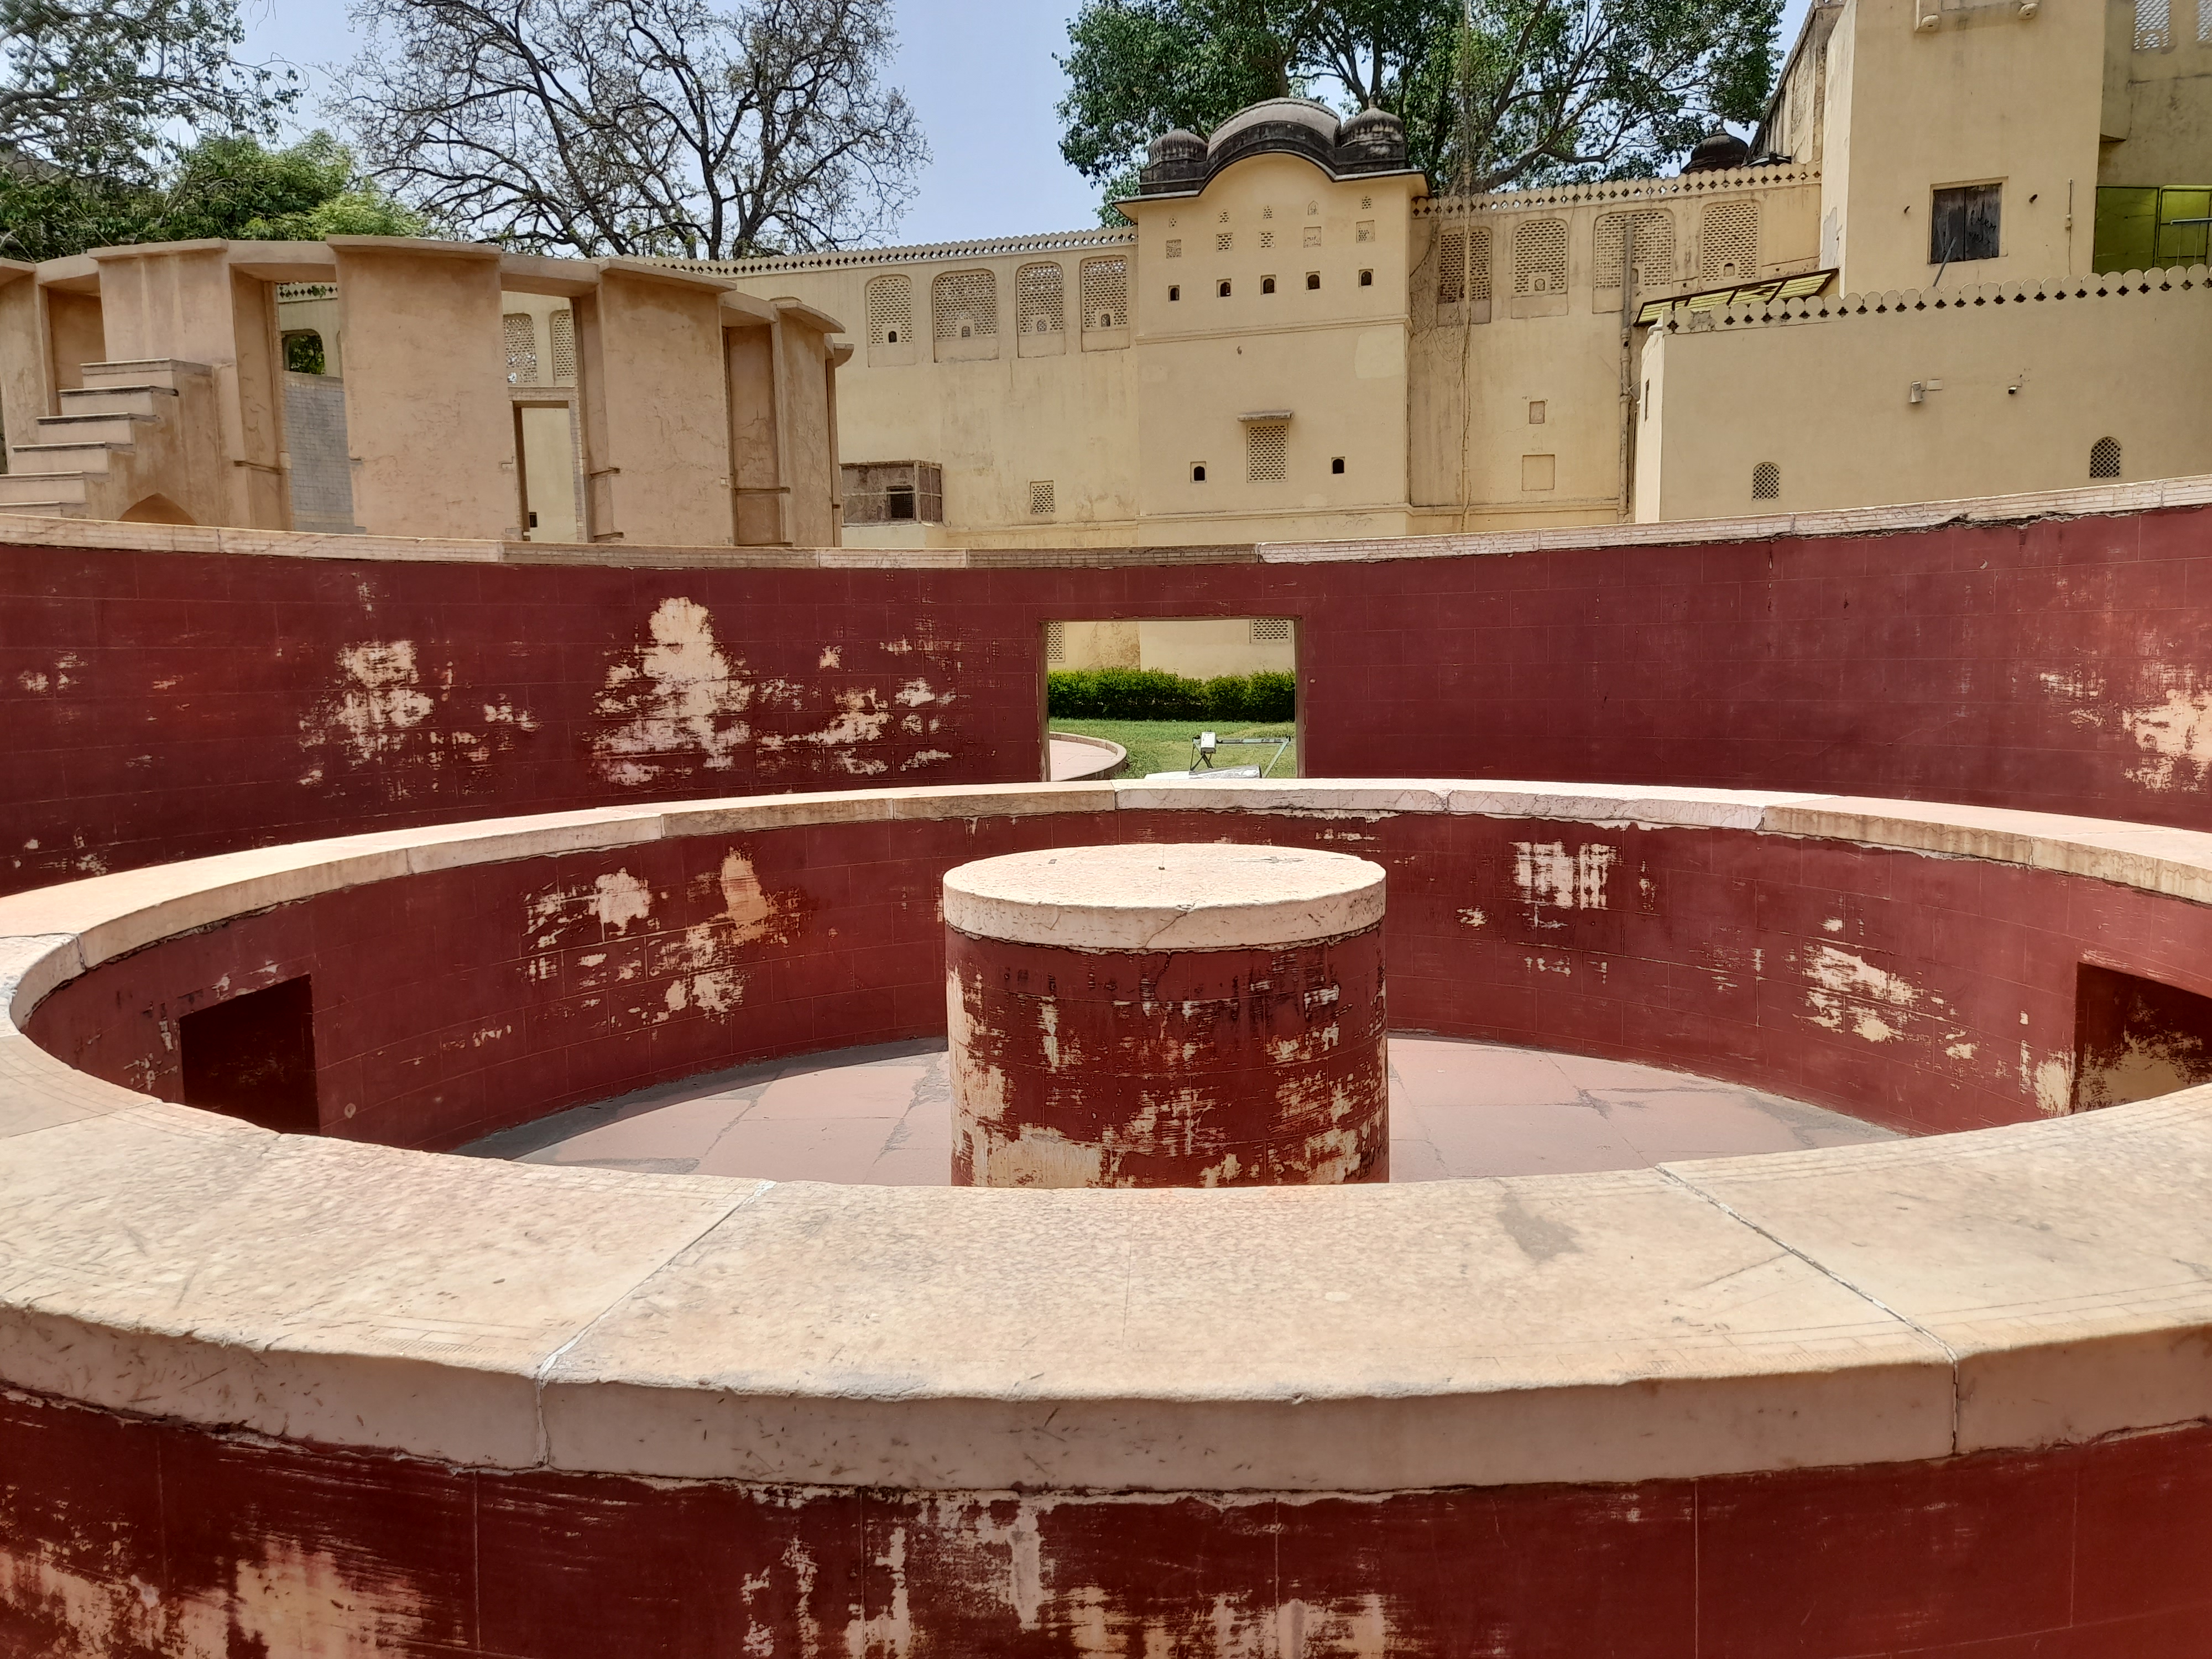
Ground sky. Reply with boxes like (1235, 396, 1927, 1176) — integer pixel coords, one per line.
(237, 0, 1819, 251)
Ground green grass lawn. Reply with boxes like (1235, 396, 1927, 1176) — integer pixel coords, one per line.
(1051, 718, 1298, 780)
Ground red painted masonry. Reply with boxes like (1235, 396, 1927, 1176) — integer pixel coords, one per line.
(6, 502, 2212, 896)
(9, 1382, 2212, 1657)
(29, 805, 2212, 1152)
(946, 926, 1390, 1187)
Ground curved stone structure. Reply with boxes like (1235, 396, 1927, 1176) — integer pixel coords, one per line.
(942, 843, 1389, 1186)
(12, 478, 2212, 897)
(7, 781, 2212, 1651)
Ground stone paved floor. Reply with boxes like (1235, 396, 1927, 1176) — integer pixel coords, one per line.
(464, 1035, 1896, 1181)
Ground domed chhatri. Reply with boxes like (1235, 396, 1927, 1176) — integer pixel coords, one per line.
(1136, 97, 1417, 195)
(1683, 127, 1754, 173)
(942, 842, 1390, 1188)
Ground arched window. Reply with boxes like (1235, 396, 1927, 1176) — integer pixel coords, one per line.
(1016, 262, 1064, 335)
(865, 274, 912, 346)
(1080, 256, 1128, 330)
(932, 270, 997, 341)
(1513, 218, 1569, 295)
(2091, 436, 2123, 478)
(1752, 461, 1781, 500)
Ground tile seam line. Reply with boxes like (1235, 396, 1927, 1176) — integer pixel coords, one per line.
(527, 1176, 776, 1467)
(1652, 1164, 1964, 1455)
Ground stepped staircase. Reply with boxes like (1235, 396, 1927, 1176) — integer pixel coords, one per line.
(0, 360, 214, 522)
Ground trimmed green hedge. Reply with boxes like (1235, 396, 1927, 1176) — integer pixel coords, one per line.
(1046, 667, 1295, 722)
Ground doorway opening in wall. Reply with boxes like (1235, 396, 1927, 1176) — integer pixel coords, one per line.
(2071, 963, 2212, 1111)
(181, 977, 320, 1134)
(1040, 617, 1300, 781)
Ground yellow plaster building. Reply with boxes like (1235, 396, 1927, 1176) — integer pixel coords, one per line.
(692, 0, 2212, 547)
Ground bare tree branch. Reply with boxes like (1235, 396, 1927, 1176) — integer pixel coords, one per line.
(331, 0, 924, 259)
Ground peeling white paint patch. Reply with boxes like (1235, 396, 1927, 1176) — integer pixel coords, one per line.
(328, 641, 434, 759)
(902, 748, 954, 770)
(1822, 917, 1844, 934)
(818, 645, 841, 669)
(593, 597, 754, 786)
(2022, 1044, 2075, 1114)
(1458, 907, 1487, 928)
(1802, 944, 1924, 1042)
(1947, 1040, 1978, 1060)
(2124, 682, 2212, 790)
(594, 870, 653, 933)
(1513, 841, 1615, 915)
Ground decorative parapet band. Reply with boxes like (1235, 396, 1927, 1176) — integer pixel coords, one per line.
(1416, 164, 1818, 218)
(1651, 263, 2212, 333)
(664, 226, 1138, 279)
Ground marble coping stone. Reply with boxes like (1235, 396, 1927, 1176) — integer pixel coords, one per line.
(942, 842, 1386, 951)
(4, 780, 2212, 1491)
(1, 468, 2208, 568)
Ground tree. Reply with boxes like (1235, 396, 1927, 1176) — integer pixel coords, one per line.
(332, 0, 926, 260)
(1057, 0, 1779, 204)
(0, 133, 424, 264)
(0, 0, 298, 180)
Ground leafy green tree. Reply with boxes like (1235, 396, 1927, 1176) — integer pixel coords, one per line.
(1057, 0, 1779, 207)
(0, 0, 298, 180)
(0, 133, 424, 264)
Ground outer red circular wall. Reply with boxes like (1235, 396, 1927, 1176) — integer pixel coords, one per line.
(945, 924, 1389, 1186)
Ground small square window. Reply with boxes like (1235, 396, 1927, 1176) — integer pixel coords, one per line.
(1305, 272, 1320, 290)
(1521, 453, 1556, 491)
(1029, 479, 1056, 517)
(1303, 226, 1321, 247)
(1261, 275, 1276, 293)
(1528, 400, 1546, 424)
(1166, 239, 1182, 258)
(1260, 230, 1275, 248)
(1191, 463, 1208, 482)
(1168, 285, 1180, 301)
(1931, 183, 2001, 263)
(1218, 279, 1232, 297)
(1217, 232, 1234, 252)
(1330, 456, 1345, 474)
(1358, 269, 1373, 287)
(1356, 220, 1375, 242)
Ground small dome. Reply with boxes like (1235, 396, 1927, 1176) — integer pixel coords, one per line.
(1683, 129, 1751, 173)
(1207, 97, 1342, 156)
(1339, 106, 1402, 139)
(1335, 105, 1407, 168)
(1147, 128, 1206, 166)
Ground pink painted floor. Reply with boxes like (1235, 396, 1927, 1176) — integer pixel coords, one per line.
(463, 1036, 1896, 1181)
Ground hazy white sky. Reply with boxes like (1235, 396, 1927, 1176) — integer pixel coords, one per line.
(236, 0, 1817, 249)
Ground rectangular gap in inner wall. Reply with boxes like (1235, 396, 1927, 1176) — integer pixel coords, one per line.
(180, 976, 321, 1134)
(2072, 962, 2212, 1111)
(1040, 617, 1300, 782)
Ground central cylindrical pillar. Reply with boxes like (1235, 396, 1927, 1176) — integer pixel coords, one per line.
(943, 843, 1387, 1188)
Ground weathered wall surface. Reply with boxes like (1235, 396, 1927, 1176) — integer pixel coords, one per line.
(9, 500, 2212, 894)
(30, 805, 2212, 1149)
(6, 1380, 2212, 1657)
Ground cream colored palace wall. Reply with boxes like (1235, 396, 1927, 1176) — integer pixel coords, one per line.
(707, 238, 1144, 547)
(1124, 154, 1421, 542)
(2100, 0, 2212, 186)
(1819, 0, 2106, 290)
(1408, 169, 1822, 533)
(1636, 273, 2212, 519)
(1050, 617, 1297, 677)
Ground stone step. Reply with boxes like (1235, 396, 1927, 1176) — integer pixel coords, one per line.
(79, 358, 209, 392)
(7, 440, 129, 477)
(0, 472, 89, 506)
(59, 384, 175, 419)
(33, 413, 154, 447)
